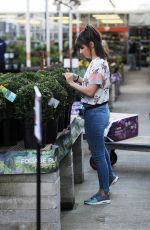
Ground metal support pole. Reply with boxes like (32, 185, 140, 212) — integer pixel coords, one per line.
(69, 8, 72, 69)
(34, 86, 42, 230)
(36, 143, 41, 230)
(46, 0, 50, 66)
(76, 10, 80, 37)
(58, 3, 63, 63)
(26, 0, 31, 67)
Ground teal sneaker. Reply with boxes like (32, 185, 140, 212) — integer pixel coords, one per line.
(84, 193, 111, 205)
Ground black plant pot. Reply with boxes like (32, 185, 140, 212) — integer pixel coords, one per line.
(46, 118, 58, 144)
(0, 119, 17, 146)
(64, 106, 72, 129)
(58, 114, 65, 133)
(23, 120, 46, 149)
(16, 120, 24, 141)
(0, 121, 3, 146)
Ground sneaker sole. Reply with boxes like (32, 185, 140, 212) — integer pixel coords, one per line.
(84, 200, 111, 205)
(112, 176, 119, 184)
(110, 176, 119, 186)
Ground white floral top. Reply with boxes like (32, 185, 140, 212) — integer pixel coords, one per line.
(81, 57, 110, 105)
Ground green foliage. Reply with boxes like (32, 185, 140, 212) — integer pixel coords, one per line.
(0, 161, 12, 174)
(0, 73, 31, 120)
(15, 82, 55, 122)
(33, 44, 45, 52)
(17, 71, 40, 82)
(109, 56, 123, 74)
(0, 72, 14, 82)
(51, 44, 59, 63)
(7, 42, 26, 64)
(0, 65, 78, 123)
(31, 56, 40, 66)
(48, 67, 76, 105)
(37, 74, 68, 118)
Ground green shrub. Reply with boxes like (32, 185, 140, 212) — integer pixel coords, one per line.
(15, 82, 55, 122)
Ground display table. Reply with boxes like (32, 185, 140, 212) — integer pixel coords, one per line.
(0, 116, 84, 230)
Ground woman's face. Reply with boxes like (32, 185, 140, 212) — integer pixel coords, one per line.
(79, 44, 91, 59)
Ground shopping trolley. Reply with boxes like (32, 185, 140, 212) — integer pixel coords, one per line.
(90, 136, 150, 170)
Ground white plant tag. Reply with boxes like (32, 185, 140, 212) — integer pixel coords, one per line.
(48, 97, 60, 108)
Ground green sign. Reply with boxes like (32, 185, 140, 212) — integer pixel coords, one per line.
(0, 148, 59, 174)
(0, 117, 84, 175)
(0, 85, 16, 102)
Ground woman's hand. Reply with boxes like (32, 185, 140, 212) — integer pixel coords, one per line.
(64, 71, 98, 97)
(64, 72, 74, 85)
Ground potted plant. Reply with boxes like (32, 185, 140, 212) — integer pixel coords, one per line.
(0, 73, 27, 146)
(48, 67, 77, 129)
(15, 81, 55, 148)
(37, 72, 68, 137)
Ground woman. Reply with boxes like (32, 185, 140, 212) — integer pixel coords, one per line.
(64, 24, 118, 205)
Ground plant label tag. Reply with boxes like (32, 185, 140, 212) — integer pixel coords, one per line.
(48, 97, 60, 108)
(34, 86, 42, 143)
(0, 85, 16, 102)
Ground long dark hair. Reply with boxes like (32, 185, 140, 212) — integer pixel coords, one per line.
(75, 24, 108, 59)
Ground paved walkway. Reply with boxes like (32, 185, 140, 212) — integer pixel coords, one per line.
(61, 67, 150, 230)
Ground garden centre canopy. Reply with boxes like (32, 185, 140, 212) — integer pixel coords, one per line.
(79, 0, 150, 13)
(0, 0, 150, 13)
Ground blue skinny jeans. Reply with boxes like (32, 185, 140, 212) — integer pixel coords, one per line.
(83, 104, 113, 193)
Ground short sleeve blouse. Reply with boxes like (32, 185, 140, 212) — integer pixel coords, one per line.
(81, 57, 110, 105)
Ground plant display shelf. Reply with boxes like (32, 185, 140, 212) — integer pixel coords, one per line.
(0, 116, 84, 230)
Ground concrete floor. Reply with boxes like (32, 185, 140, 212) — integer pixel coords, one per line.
(61, 67, 150, 230)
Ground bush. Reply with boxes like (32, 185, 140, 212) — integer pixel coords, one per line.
(37, 72, 68, 119)
(0, 73, 31, 120)
(16, 82, 55, 123)
(49, 68, 76, 105)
